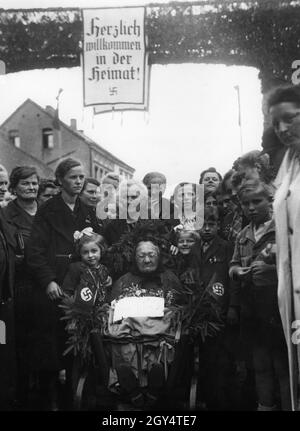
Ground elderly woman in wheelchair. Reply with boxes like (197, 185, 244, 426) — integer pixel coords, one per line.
(61, 236, 184, 410)
(105, 238, 184, 408)
(61, 227, 226, 411)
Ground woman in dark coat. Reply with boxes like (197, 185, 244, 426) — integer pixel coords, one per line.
(26, 158, 102, 410)
(0, 169, 17, 409)
(2, 166, 39, 409)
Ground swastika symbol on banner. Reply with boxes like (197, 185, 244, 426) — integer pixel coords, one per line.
(109, 87, 118, 96)
(80, 287, 93, 302)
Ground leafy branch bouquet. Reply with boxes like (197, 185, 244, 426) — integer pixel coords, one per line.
(179, 273, 225, 343)
(59, 294, 110, 363)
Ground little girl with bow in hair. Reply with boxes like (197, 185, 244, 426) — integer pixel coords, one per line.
(62, 227, 112, 309)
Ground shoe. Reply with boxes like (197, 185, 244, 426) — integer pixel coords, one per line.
(116, 365, 144, 408)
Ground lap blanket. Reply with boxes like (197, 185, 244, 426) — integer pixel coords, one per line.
(104, 307, 181, 339)
(103, 307, 181, 389)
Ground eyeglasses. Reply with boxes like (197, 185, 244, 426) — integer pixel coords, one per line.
(137, 253, 158, 259)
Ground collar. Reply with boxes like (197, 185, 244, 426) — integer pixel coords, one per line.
(252, 218, 274, 235)
(6, 199, 26, 218)
(200, 236, 220, 257)
(5, 199, 35, 222)
(45, 193, 82, 215)
(243, 219, 274, 244)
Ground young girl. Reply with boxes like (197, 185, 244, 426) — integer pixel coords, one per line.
(62, 227, 112, 308)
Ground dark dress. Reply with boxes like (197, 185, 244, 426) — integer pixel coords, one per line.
(26, 193, 102, 371)
(0, 209, 15, 303)
(3, 200, 34, 373)
(2, 200, 36, 403)
(0, 210, 16, 409)
(62, 261, 111, 310)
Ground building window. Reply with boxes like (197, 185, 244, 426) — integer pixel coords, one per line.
(9, 130, 21, 148)
(42, 128, 54, 149)
(94, 165, 99, 179)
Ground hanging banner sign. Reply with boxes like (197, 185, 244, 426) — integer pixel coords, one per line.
(93, 53, 150, 114)
(82, 7, 148, 111)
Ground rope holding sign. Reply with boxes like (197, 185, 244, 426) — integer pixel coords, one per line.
(0, 60, 5, 75)
(92, 108, 95, 129)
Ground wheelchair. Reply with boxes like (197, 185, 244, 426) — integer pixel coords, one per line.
(70, 305, 200, 411)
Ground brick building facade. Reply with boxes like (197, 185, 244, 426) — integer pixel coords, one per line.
(0, 99, 135, 179)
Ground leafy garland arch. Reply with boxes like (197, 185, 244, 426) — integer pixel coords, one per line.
(0, 0, 300, 91)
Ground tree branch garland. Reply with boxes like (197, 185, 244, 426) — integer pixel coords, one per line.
(0, 1, 299, 90)
(59, 295, 110, 364)
(179, 279, 225, 342)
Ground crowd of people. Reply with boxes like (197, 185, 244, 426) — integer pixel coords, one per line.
(1, 84, 300, 411)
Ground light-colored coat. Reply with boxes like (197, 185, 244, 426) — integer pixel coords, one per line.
(273, 148, 300, 410)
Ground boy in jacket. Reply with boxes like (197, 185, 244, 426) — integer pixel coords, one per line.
(229, 179, 291, 411)
(193, 207, 236, 410)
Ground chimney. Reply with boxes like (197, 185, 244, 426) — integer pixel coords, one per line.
(45, 105, 56, 116)
(70, 118, 77, 130)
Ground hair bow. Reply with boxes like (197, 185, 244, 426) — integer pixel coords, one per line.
(174, 223, 184, 233)
(174, 222, 200, 239)
(73, 227, 94, 242)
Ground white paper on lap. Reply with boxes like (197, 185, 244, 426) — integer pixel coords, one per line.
(112, 296, 165, 322)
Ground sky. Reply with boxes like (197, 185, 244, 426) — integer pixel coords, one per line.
(0, 0, 264, 194)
